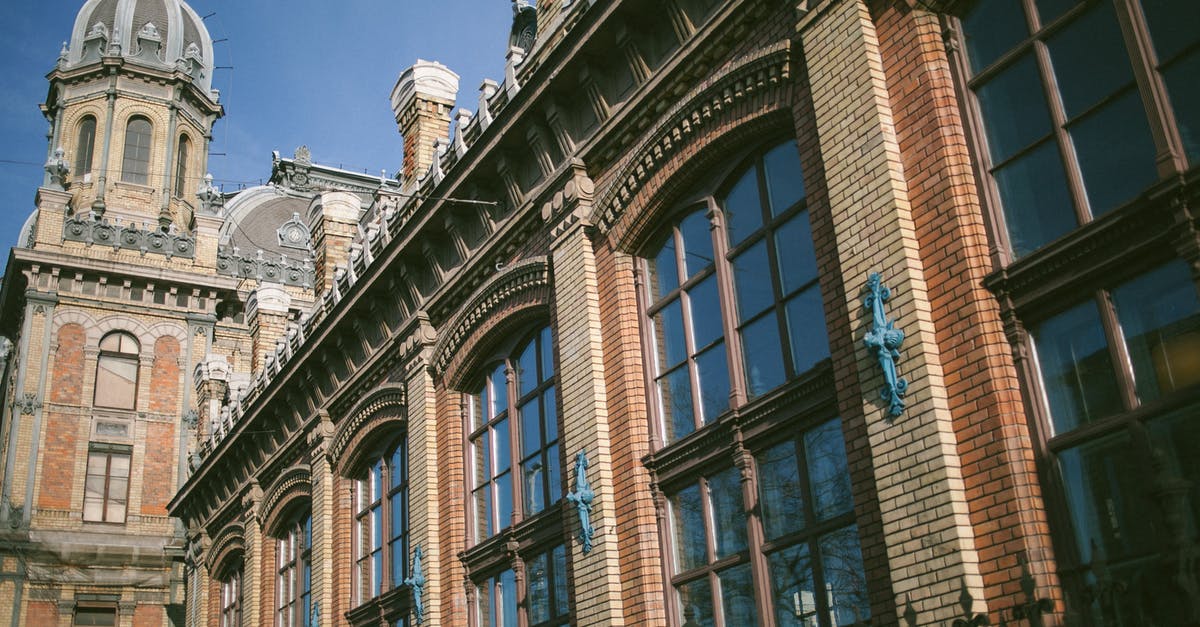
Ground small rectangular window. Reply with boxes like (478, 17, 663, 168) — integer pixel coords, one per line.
(83, 446, 131, 523)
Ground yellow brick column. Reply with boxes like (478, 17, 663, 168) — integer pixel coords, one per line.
(240, 482, 264, 626)
(801, 0, 986, 621)
(404, 320, 442, 626)
(545, 168, 626, 626)
(308, 412, 336, 627)
(187, 530, 211, 627)
(247, 283, 291, 376)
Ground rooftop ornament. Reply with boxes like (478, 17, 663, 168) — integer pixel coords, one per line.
(862, 272, 907, 418)
(44, 146, 70, 190)
(566, 449, 596, 554)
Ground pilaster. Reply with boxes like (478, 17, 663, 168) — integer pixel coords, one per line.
(308, 412, 336, 627)
(240, 482, 264, 626)
(404, 319, 442, 626)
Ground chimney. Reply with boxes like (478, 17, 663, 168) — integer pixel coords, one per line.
(391, 60, 460, 189)
(308, 190, 361, 293)
(246, 283, 291, 376)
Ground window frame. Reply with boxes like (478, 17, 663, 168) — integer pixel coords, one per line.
(274, 511, 312, 627)
(75, 116, 97, 179)
(82, 444, 131, 524)
(94, 331, 140, 411)
(220, 565, 244, 627)
(120, 116, 153, 186)
(351, 436, 410, 608)
(175, 134, 190, 198)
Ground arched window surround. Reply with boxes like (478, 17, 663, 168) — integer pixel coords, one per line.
(175, 133, 191, 197)
(120, 115, 153, 185)
(75, 115, 97, 179)
(94, 330, 140, 410)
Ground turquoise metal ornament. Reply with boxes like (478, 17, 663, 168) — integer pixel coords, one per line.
(404, 546, 426, 623)
(566, 450, 595, 554)
(862, 273, 908, 417)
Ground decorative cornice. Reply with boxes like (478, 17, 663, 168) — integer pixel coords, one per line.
(206, 522, 244, 575)
(63, 214, 196, 259)
(592, 40, 792, 235)
(216, 246, 314, 288)
(261, 464, 312, 532)
(431, 257, 551, 377)
(331, 386, 407, 466)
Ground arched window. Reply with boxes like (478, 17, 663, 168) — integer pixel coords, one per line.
(175, 135, 190, 197)
(121, 116, 153, 185)
(644, 140, 828, 443)
(95, 331, 139, 410)
(352, 437, 409, 606)
(75, 116, 97, 178)
(220, 564, 243, 627)
(275, 511, 312, 627)
(467, 326, 560, 543)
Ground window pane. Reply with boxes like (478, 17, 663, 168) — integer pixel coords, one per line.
(523, 456, 545, 516)
(87, 452, 107, 475)
(807, 419, 853, 520)
(540, 327, 554, 377)
(1111, 261, 1200, 402)
(499, 570, 518, 627)
(654, 298, 687, 368)
(757, 441, 805, 540)
(546, 444, 561, 505)
(975, 53, 1053, 163)
(732, 240, 774, 323)
(718, 563, 758, 625)
(473, 487, 492, 541)
(1148, 410, 1200, 533)
(993, 140, 1075, 257)
(106, 499, 126, 522)
(680, 210, 716, 277)
(528, 552, 550, 624)
(1036, 0, 1081, 24)
(95, 356, 137, 409)
(776, 212, 818, 295)
(1163, 51, 1200, 163)
(1070, 91, 1158, 216)
(723, 168, 762, 247)
(521, 398, 542, 458)
(122, 118, 152, 185)
(470, 391, 485, 431)
(494, 420, 510, 473)
(1031, 300, 1123, 434)
(175, 136, 189, 197)
(659, 366, 695, 442)
(651, 234, 680, 299)
(476, 581, 493, 627)
(518, 340, 538, 397)
(553, 544, 569, 617)
(670, 484, 707, 572)
(741, 314, 785, 397)
(961, 1, 1027, 74)
(390, 443, 406, 489)
(76, 118, 96, 175)
(819, 525, 871, 625)
(1142, 0, 1200, 62)
(676, 578, 715, 627)
(490, 365, 507, 417)
(688, 274, 723, 350)
(785, 289, 830, 375)
(544, 387, 558, 443)
(473, 433, 491, 488)
(762, 142, 805, 216)
(1045, 2, 1133, 119)
(708, 467, 747, 558)
(83, 499, 104, 521)
(496, 472, 512, 530)
(1058, 432, 1156, 565)
(768, 543, 814, 627)
(695, 343, 730, 423)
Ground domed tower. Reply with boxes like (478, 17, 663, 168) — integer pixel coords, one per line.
(43, 0, 223, 231)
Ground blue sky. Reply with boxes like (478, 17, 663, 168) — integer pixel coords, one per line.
(0, 1, 513, 259)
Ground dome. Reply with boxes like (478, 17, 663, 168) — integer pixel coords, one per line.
(65, 0, 215, 93)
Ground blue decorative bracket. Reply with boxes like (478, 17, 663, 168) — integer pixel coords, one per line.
(566, 450, 595, 554)
(405, 546, 426, 623)
(310, 601, 320, 627)
(863, 273, 908, 417)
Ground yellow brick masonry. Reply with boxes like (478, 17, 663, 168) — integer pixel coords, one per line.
(406, 337, 443, 626)
(550, 214, 626, 627)
(309, 414, 336, 627)
(241, 484, 265, 626)
(802, 0, 987, 621)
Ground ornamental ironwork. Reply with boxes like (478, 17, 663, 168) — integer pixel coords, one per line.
(566, 449, 596, 554)
(405, 546, 426, 623)
(862, 272, 907, 418)
(63, 214, 196, 259)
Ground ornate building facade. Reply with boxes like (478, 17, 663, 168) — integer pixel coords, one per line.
(0, 0, 1197, 626)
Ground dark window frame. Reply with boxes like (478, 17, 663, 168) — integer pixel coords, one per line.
(274, 511, 312, 627)
(351, 435, 410, 608)
(120, 116, 153, 186)
(75, 116, 97, 178)
(174, 134, 190, 198)
(94, 331, 140, 411)
(82, 443, 131, 524)
(220, 565, 243, 627)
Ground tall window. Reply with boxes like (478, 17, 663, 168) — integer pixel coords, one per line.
(95, 331, 139, 410)
(1027, 259, 1200, 622)
(121, 116, 153, 185)
(467, 326, 560, 542)
(221, 567, 243, 627)
(665, 419, 868, 627)
(175, 135, 190, 197)
(74, 607, 117, 626)
(276, 512, 312, 627)
(644, 141, 828, 444)
(83, 445, 130, 523)
(353, 438, 409, 605)
(75, 116, 96, 178)
(959, 0, 1198, 258)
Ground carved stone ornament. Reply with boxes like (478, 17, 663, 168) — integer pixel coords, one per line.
(565, 449, 596, 554)
(14, 393, 41, 415)
(44, 146, 70, 190)
(277, 212, 312, 251)
(862, 272, 908, 418)
(62, 214, 195, 259)
(216, 246, 314, 288)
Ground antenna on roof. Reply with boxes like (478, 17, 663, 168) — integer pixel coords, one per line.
(201, 12, 216, 20)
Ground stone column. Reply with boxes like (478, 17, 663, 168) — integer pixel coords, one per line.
(246, 283, 290, 376)
(404, 319, 442, 626)
(801, 0, 985, 621)
(307, 412, 335, 627)
(543, 167, 626, 626)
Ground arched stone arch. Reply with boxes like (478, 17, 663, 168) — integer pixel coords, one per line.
(592, 41, 797, 251)
(431, 257, 553, 390)
(206, 521, 246, 578)
(332, 385, 407, 476)
(261, 465, 312, 537)
(51, 308, 97, 334)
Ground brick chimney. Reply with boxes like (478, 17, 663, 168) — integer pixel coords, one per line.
(391, 60, 459, 189)
(308, 191, 361, 293)
(246, 283, 291, 375)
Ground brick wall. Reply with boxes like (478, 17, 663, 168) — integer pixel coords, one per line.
(148, 335, 181, 414)
(140, 421, 175, 515)
(38, 412, 79, 511)
(132, 604, 162, 627)
(25, 600, 58, 625)
(434, 381, 466, 626)
(49, 323, 85, 405)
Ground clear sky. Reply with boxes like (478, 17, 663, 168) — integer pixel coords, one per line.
(0, 0, 514, 263)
